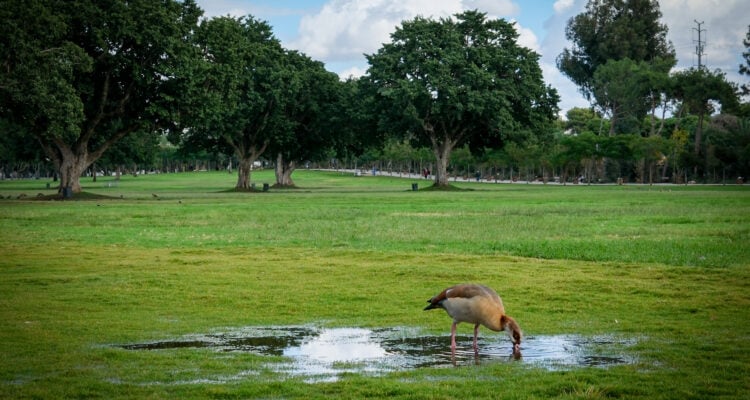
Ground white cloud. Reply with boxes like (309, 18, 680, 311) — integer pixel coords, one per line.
(514, 23, 540, 52)
(289, 0, 530, 62)
(660, 0, 747, 73)
(289, 0, 464, 61)
(553, 0, 575, 14)
(338, 65, 368, 80)
(198, 0, 308, 19)
(197, 0, 251, 18)
(464, 0, 519, 16)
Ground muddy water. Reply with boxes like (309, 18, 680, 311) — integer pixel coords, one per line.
(119, 326, 637, 382)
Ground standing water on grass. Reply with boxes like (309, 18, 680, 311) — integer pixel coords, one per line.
(119, 326, 638, 382)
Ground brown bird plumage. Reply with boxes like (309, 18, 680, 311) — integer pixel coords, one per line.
(425, 283, 522, 355)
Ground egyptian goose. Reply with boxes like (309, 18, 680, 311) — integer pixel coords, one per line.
(424, 283, 522, 354)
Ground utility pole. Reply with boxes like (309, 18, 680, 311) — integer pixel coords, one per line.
(693, 20, 706, 69)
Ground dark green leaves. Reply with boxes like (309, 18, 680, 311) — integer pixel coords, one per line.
(367, 10, 558, 151)
(0, 0, 203, 190)
(557, 0, 675, 101)
(365, 10, 558, 185)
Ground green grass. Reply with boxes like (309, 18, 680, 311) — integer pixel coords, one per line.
(1, 170, 749, 398)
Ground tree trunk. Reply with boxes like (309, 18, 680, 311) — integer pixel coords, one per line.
(234, 143, 267, 190)
(430, 133, 457, 187)
(236, 157, 252, 189)
(657, 97, 668, 136)
(606, 101, 618, 136)
(694, 112, 705, 155)
(649, 97, 658, 136)
(274, 153, 296, 187)
(37, 121, 139, 194)
(49, 145, 92, 194)
(649, 161, 654, 185)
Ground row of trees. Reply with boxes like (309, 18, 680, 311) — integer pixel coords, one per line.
(556, 0, 748, 182)
(1, 0, 749, 193)
(347, 107, 749, 185)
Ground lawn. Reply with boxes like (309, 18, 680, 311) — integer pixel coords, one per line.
(1, 170, 748, 398)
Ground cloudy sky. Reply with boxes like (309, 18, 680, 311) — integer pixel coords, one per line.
(195, 0, 748, 117)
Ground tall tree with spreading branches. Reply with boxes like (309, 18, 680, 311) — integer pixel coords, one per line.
(0, 0, 202, 194)
(270, 50, 342, 187)
(366, 10, 559, 187)
(181, 15, 288, 190)
(557, 0, 675, 108)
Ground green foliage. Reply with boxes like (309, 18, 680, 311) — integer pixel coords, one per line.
(269, 50, 343, 185)
(0, 0, 203, 192)
(565, 107, 604, 135)
(704, 115, 750, 177)
(366, 10, 559, 186)
(181, 15, 287, 188)
(0, 120, 48, 169)
(0, 0, 91, 143)
(593, 58, 672, 134)
(325, 78, 384, 164)
(672, 67, 740, 161)
(672, 68, 739, 117)
(558, 0, 675, 100)
(96, 130, 161, 170)
(740, 25, 750, 96)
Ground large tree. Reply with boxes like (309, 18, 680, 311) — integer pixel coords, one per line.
(270, 50, 342, 187)
(183, 15, 287, 189)
(592, 58, 670, 135)
(366, 10, 559, 187)
(592, 59, 649, 135)
(671, 68, 738, 158)
(0, 0, 202, 194)
(557, 0, 675, 102)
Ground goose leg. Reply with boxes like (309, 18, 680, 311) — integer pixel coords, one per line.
(450, 322, 458, 353)
(473, 323, 480, 352)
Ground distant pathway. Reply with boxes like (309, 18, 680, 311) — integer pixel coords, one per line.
(313, 168, 735, 186)
(317, 168, 554, 185)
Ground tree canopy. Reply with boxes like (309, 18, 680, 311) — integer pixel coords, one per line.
(366, 10, 559, 187)
(672, 68, 738, 156)
(557, 0, 675, 102)
(592, 58, 671, 135)
(269, 50, 342, 187)
(0, 0, 202, 193)
(181, 15, 287, 189)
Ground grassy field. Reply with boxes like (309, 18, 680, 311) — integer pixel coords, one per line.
(1, 170, 748, 398)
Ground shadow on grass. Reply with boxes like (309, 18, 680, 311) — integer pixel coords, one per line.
(415, 184, 474, 192)
(28, 192, 122, 201)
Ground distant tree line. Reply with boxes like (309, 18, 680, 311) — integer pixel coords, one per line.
(1, 0, 749, 192)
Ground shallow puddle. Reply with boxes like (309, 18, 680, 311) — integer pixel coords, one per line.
(119, 326, 637, 382)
